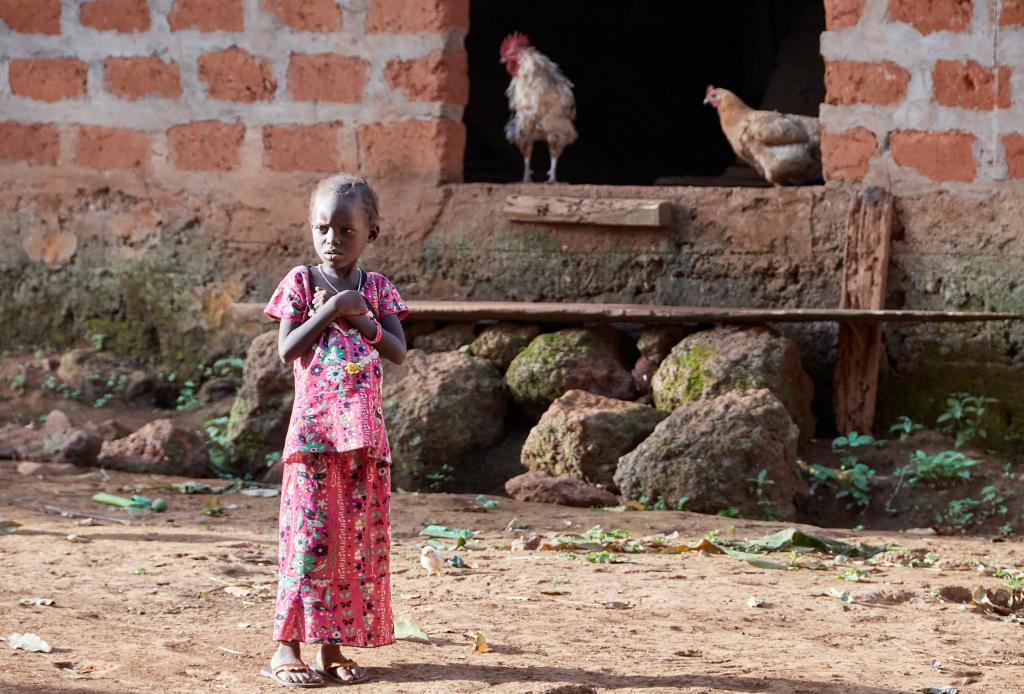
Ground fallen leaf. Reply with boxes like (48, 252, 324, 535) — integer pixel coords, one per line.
(539, 589, 569, 596)
(823, 588, 853, 604)
(65, 534, 90, 543)
(746, 597, 764, 608)
(604, 601, 632, 609)
(240, 488, 279, 497)
(394, 619, 431, 644)
(223, 585, 252, 597)
(19, 598, 55, 607)
(5, 633, 52, 652)
(466, 629, 491, 654)
(0, 520, 20, 535)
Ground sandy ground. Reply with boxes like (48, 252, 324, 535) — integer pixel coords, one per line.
(3, 464, 1024, 694)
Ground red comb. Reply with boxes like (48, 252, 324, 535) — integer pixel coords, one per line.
(706, 84, 715, 96)
(501, 32, 530, 57)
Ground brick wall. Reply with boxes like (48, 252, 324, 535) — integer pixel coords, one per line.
(821, 0, 1024, 191)
(0, 0, 469, 243)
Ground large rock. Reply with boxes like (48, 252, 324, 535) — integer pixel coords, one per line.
(226, 330, 293, 475)
(412, 323, 477, 353)
(97, 419, 210, 476)
(504, 328, 636, 415)
(470, 322, 541, 371)
(614, 389, 804, 519)
(521, 390, 666, 489)
(383, 350, 508, 490)
(632, 326, 692, 394)
(504, 471, 619, 508)
(651, 325, 815, 441)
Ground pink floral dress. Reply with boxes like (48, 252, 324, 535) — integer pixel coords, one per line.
(264, 265, 408, 646)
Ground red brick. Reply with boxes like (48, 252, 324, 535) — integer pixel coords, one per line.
(0, 121, 59, 165)
(80, 0, 150, 33)
(366, 0, 468, 34)
(104, 55, 182, 100)
(263, 123, 342, 172)
(890, 130, 976, 182)
(998, 67, 1013, 109)
(821, 127, 878, 181)
(1004, 134, 1024, 179)
(9, 58, 87, 102)
(168, 0, 243, 31)
(825, 61, 910, 105)
(198, 47, 277, 102)
(287, 54, 368, 102)
(824, 0, 866, 29)
(888, 0, 972, 34)
(1001, 0, 1024, 25)
(932, 60, 1012, 110)
(357, 119, 464, 181)
(0, 0, 60, 34)
(76, 126, 149, 170)
(262, 0, 341, 31)
(385, 49, 467, 105)
(167, 120, 245, 171)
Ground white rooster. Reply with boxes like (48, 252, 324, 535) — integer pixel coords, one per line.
(500, 32, 577, 183)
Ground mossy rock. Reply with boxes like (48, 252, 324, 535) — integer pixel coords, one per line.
(470, 322, 541, 371)
(614, 388, 804, 519)
(504, 327, 636, 416)
(652, 325, 815, 442)
(226, 331, 293, 475)
(521, 389, 667, 490)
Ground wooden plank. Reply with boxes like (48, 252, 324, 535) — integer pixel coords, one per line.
(835, 187, 894, 436)
(232, 300, 1024, 326)
(503, 194, 672, 227)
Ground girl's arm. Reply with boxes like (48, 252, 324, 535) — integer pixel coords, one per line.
(277, 292, 354, 363)
(347, 311, 407, 365)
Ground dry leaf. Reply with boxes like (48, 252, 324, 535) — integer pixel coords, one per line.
(466, 629, 491, 654)
(224, 585, 252, 597)
(19, 598, 55, 607)
(746, 597, 764, 608)
(6, 633, 52, 652)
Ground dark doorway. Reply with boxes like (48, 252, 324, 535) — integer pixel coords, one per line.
(463, 1, 825, 185)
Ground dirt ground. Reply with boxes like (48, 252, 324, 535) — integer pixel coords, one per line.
(3, 464, 1024, 694)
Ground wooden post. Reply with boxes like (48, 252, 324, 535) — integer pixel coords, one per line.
(834, 187, 894, 436)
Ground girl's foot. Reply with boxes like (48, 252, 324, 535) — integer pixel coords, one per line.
(267, 641, 322, 686)
(315, 644, 369, 684)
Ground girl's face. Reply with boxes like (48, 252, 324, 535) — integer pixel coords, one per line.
(310, 194, 375, 271)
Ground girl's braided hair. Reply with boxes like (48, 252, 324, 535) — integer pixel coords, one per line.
(309, 174, 381, 239)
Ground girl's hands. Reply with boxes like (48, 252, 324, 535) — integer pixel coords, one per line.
(310, 287, 366, 318)
(329, 289, 367, 316)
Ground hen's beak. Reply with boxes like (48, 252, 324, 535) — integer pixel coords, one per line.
(500, 56, 506, 64)
(702, 96, 711, 105)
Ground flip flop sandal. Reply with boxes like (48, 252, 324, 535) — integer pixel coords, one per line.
(311, 658, 371, 685)
(260, 663, 325, 688)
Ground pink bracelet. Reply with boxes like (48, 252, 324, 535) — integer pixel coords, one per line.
(365, 310, 383, 345)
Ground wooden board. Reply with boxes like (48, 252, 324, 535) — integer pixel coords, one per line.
(503, 195, 672, 227)
(835, 187, 894, 436)
(232, 300, 1024, 326)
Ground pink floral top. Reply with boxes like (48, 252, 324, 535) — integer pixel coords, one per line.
(264, 265, 409, 465)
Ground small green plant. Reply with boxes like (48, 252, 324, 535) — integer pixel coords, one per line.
(889, 416, 923, 440)
(703, 529, 720, 542)
(94, 392, 114, 408)
(807, 462, 876, 509)
(425, 463, 455, 491)
(42, 374, 80, 400)
(1001, 522, 1015, 537)
(202, 356, 245, 379)
(200, 501, 225, 517)
(901, 449, 981, 486)
(839, 567, 870, 582)
(937, 392, 998, 449)
(204, 416, 233, 477)
(90, 333, 107, 351)
(746, 468, 778, 521)
(717, 507, 741, 518)
(935, 497, 980, 530)
(8, 372, 26, 392)
(176, 379, 199, 411)
(981, 485, 1012, 516)
(995, 567, 1024, 591)
(133, 567, 147, 575)
(265, 451, 281, 468)
(638, 495, 668, 511)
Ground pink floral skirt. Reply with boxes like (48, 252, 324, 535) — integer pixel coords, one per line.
(273, 450, 394, 647)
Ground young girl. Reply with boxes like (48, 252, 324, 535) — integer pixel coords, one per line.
(261, 174, 408, 687)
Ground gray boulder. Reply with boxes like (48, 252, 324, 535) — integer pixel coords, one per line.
(651, 325, 815, 441)
(521, 389, 666, 489)
(226, 331, 293, 474)
(97, 419, 210, 476)
(505, 327, 636, 415)
(614, 388, 804, 520)
(470, 322, 541, 371)
(383, 350, 508, 490)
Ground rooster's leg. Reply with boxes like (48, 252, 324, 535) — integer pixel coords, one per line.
(520, 142, 533, 183)
(546, 156, 559, 184)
